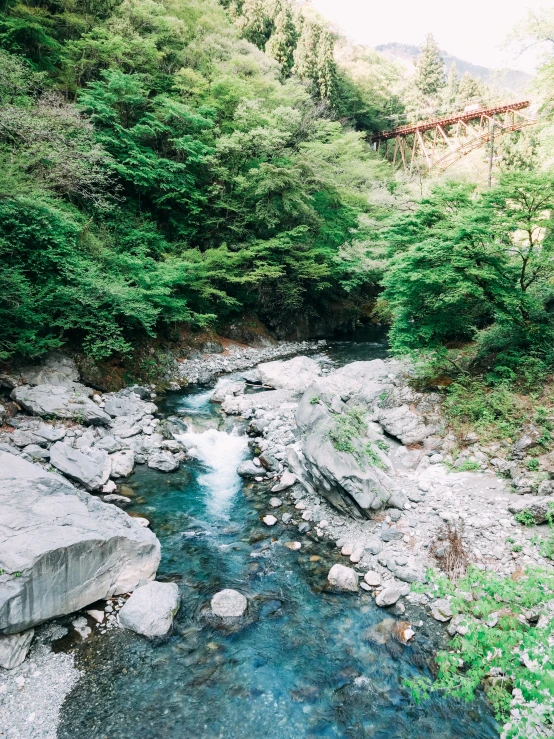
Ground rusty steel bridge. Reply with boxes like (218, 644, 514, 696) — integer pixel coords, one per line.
(372, 100, 536, 173)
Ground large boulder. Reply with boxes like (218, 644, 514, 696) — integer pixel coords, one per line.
(258, 356, 321, 393)
(118, 582, 180, 638)
(291, 389, 403, 519)
(210, 381, 246, 404)
(0, 452, 160, 634)
(0, 629, 34, 669)
(508, 497, 554, 525)
(50, 442, 111, 491)
(11, 385, 110, 426)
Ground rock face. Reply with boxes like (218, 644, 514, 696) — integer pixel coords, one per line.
(14, 353, 80, 389)
(327, 564, 358, 592)
(258, 356, 321, 392)
(49, 442, 111, 491)
(118, 582, 180, 638)
(0, 452, 160, 634)
(11, 385, 110, 426)
(0, 629, 34, 669)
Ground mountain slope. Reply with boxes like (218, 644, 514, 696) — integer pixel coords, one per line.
(376, 42, 532, 94)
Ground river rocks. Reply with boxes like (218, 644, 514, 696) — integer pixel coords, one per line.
(430, 598, 453, 622)
(110, 450, 135, 478)
(210, 381, 246, 403)
(12, 429, 47, 448)
(364, 571, 381, 587)
(11, 385, 110, 426)
(50, 442, 111, 491)
(262, 514, 277, 526)
(327, 564, 358, 592)
(147, 450, 179, 472)
(237, 460, 261, 478)
(101, 494, 132, 508)
(109, 414, 145, 439)
(211, 589, 248, 618)
(271, 470, 296, 492)
(258, 356, 321, 392)
(269, 497, 282, 507)
(0, 451, 160, 634)
(375, 585, 405, 607)
(102, 390, 157, 419)
(93, 435, 122, 453)
(118, 582, 180, 638)
(0, 630, 34, 669)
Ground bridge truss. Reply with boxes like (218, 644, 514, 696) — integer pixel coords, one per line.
(372, 101, 536, 173)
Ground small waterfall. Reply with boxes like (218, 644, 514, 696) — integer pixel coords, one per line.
(177, 427, 248, 517)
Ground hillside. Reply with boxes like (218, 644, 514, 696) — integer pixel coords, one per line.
(376, 41, 532, 93)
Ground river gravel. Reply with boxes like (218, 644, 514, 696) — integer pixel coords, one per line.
(0, 625, 79, 739)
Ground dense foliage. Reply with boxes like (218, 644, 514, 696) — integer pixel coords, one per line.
(0, 0, 394, 360)
(407, 566, 554, 739)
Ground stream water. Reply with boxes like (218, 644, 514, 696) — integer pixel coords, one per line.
(57, 332, 499, 739)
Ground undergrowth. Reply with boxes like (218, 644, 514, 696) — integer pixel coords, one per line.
(328, 406, 385, 469)
(407, 567, 554, 739)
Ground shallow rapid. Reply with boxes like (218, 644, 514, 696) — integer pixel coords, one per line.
(57, 336, 499, 739)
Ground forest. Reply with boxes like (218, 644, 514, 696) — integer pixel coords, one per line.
(1, 0, 554, 401)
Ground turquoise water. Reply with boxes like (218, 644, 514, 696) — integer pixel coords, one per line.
(58, 347, 498, 739)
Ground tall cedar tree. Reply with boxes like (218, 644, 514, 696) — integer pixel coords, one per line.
(414, 34, 445, 97)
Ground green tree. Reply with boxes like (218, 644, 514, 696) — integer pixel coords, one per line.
(442, 60, 458, 111)
(414, 34, 445, 97)
(293, 17, 337, 102)
(265, 0, 297, 77)
(456, 71, 483, 106)
(381, 175, 554, 359)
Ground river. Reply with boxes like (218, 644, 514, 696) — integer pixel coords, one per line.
(57, 331, 499, 739)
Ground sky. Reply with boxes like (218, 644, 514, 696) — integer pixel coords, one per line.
(309, 0, 548, 73)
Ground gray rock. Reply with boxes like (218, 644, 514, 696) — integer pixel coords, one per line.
(364, 571, 381, 587)
(237, 460, 261, 478)
(0, 629, 34, 669)
(210, 381, 246, 403)
(367, 538, 383, 555)
(12, 429, 47, 448)
(211, 589, 247, 618)
(375, 586, 405, 607)
(109, 415, 144, 439)
(118, 581, 180, 637)
(16, 353, 79, 388)
(110, 450, 135, 478)
(35, 424, 66, 443)
(22, 444, 50, 461)
(282, 512, 292, 523)
(11, 385, 110, 426)
(0, 452, 160, 634)
(271, 470, 296, 492)
(269, 497, 282, 508)
(258, 356, 321, 392)
(430, 598, 453, 622)
(93, 435, 122, 453)
(50, 442, 111, 491)
(260, 452, 280, 472)
(327, 564, 358, 592)
(508, 497, 554, 524)
(380, 523, 403, 542)
(103, 391, 157, 419)
(374, 404, 439, 445)
(147, 450, 179, 472)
